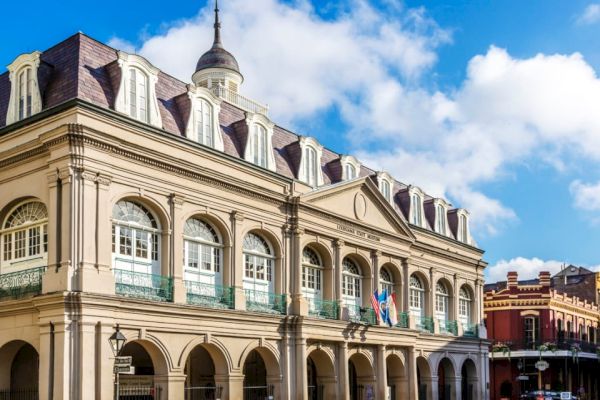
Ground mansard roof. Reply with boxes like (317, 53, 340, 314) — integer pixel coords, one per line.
(0, 32, 473, 246)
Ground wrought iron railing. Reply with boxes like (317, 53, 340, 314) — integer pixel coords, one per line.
(114, 270, 173, 302)
(348, 305, 377, 325)
(307, 385, 324, 400)
(184, 385, 223, 400)
(438, 319, 458, 335)
(185, 281, 234, 309)
(395, 312, 409, 329)
(243, 385, 274, 400)
(245, 289, 286, 315)
(462, 323, 478, 338)
(119, 385, 162, 399)
(0, 388, 39, 400)
(307, 298, 339, 320)
(416, 316, 434, 333)
(211, 86, 269, 115)
(0, 267, 45, 301)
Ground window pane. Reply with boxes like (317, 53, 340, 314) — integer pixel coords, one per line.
(245, 255, 254, 278)
(28, 226, 41, 256)
(187, 242, 199, 269)
(135, 230, 148, 258)
(2, 233, 12, 261)
(15, 230, 26, 259)
(119, 228, 132, 256)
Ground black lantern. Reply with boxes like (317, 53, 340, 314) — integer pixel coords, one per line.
(108, 324, 127, 357)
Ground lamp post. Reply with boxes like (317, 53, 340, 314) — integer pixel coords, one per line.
(109, 324, 127, 400)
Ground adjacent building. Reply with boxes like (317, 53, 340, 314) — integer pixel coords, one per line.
(0, 5, 489, 400)
(484, 270, 600, 400)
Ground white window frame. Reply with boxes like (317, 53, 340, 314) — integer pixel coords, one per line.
(298, 136, 324, 187)
(377, 171, 394, 203)
(183, 218, 223, 286)
(185, 85, 224, 151)
(0, 201, 48, 274)
(435, 282, 449, 321)
(408, 186, 425, 227)
(409, 274, 425, 318)
(302, 247, 323, 306)
(379, 267, 394, 295)
(242, 233, 275, 294)
(342, 258, 362, 305)
(456, 209, 471, 244)
(340, 155, 361, 181)
(244, 113, 276, 171)
(115, 51, 162, 128)
(6, 52, 43, 125)
(458, 286, 472, 325)
(433, 199, 450, 236)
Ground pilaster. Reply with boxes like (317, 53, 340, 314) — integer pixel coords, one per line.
(339, 342, 349, 400)
(170, 194, 186, 304)
(295, 336, 308, 400)
(334, 240, 344, 320)
(154, 373, 186, 400)
(376, 345, 387, 400)
(291, 228, 308, 316)
(407, 346, 418, 400)
(230, 211, 246, 310)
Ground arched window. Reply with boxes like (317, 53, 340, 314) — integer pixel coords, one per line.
(252, 125, 268, 168)
(303, 146, 318, 186)
(195, 99, 214, 147)
(409, 274, 425, 317)
(1, 201, 48, 270)
(411, 194, 423, 226)
(183, 218, 221, 284)
(128, 68, 149, 123)
(381, 180, 391, 202)
(302, 247, 322, 301)
(242, 233, 274, 292)
(436, 204, 446, 234)
(345, 163, 357, 180)
(459, 214, 468, 243)
(111, 201, 160, 273)
(342, 258, 362, 307)
(458, 287, 472, 325)
(379, 267, 394, 295)
(17, 67, 34, 121)
(435, 282, 449, 321)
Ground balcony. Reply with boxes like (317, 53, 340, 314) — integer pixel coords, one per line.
(395, 312, 409, 329)
(307, 298, 339, 320)
(114, 270, 173, 302)
(462, 323, 479, 338)
(415, 316, 435, 333)
(348, 305, 377, 325)
(490, 339, 600, 359)
(185, 281, 234, 310)
(244, 289, 286, 315)
(438, 319, 458, 335)
(0, 267, 45, 301)
(211, 86, 269, 116)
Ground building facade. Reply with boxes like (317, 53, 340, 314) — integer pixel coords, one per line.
(0, 7, 489, 400)
(485, 271, 600, 400)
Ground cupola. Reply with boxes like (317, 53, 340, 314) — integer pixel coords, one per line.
(192, 1, 243, 93)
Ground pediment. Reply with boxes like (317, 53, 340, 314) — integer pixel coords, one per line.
(301, 178, 415, 240)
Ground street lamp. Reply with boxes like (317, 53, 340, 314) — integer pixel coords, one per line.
(109, 325, 127, 400)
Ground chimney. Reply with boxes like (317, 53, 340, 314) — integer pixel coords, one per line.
(507, 271, 518, 288)
(539, 271, 551, 287)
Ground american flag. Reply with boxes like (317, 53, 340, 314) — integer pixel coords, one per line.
(370, 290, 381, 324)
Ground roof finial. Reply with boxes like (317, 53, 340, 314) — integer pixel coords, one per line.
(213, 0, 222, 47)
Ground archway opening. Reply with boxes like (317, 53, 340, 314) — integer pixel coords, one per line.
(119, 341, 156, 398)
(0, 341, 39, 398)
(307, 348, 336, 400)
(243, 350, 271, 400)
(438, 358, 455, 400)
(386, 354, 406, 400)
(185, 345, 219, 400)
(348, 353, 375, 400)
(417, 356, 432, 400)
(461, 359, 478, 400)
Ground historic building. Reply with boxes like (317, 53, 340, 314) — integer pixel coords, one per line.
(485, 271, 600, 400)
(0, 5, 489, 400)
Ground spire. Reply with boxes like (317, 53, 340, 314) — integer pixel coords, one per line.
(213, 0, 222, 47)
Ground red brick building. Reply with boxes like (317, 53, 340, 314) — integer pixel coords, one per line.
(484, 270, 600, 400)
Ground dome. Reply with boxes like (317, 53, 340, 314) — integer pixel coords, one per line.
(195, 44, 240, 74)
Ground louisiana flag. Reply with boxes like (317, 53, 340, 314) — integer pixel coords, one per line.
(387, 293, 398, 326)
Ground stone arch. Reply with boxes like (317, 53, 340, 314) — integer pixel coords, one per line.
(437, 357, 457, 400)
(0, 196, 47, 225)
(178, 335, 232, 374)
(341, 251, 373, 307)
(417, 355, 433, 400)
(461, 358, 478, 400)
(348, 351, 376, 400)
(302, 241, 334, 302)
(307, 346, 337, 399)
(410, 270, 431, 293)
(239, 340, 282, 399)
(181, 210, 232, 247)
(386, 353, 408, 400)
(0, 340, 39, 392)
(119, 336, 170, 376)
(242, 226, 284, 296)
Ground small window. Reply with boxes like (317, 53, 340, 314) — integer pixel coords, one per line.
(459, 214, 469, 243)
(458, 286, 472, 325)
(411, 193, 423, 226)
(435, 204, 446, 234)
(128, 68, 149, 122)
(379, 267, 394, 295)
(409, 274, 425, 315)
(524, 316, 539, 346)
(195, 99, 214, 147)
(435, 282, 448, 316)
(252, 124, 268, 168)
(303, 146, 318, 186)
(345, 164, 356, 180)
(17, 67, 34, 121)
(381, 180, 391, 201)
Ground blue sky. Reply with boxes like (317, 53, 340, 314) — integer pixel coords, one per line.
(2, 0, 600, 281)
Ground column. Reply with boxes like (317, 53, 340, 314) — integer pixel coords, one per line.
(372, 251, 381, 295)
(154, 373, 186, 400)
(427, 375, 439, 400)
(295, 337, 308, 400)
(291, 228, 308, 316)
(339, 342, 349, 400)
(376, 345, 387, 400)
(230, 211, 246, 310)
(334, 240, 344, 320)
(407, 347, 418, 400)
(453, 376, 462, 400)
(42, 172, 59, 294)
(97, 321, 115, 400)
(170, 195, 186, 303)
(78, 320, 97, 399)
(52, 320, 72, 400)
(216, 372, 244, 400)
(38, 323, 53, 400)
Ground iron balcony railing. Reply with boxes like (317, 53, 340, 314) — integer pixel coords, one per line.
(438, 319, 458, 335)
(185, 281, 234, 310)
(245, 289, 286, 315)
(348, 305, 377, 325)
(0, 267, 45, 301)
(307, 298, 339, 320)
(395, 312, 409, 329)
(184, 385, 223, 400)
(462, 323, 478, 338)
(416, 316, 435, 333)
(0, 388, 39, 400)
(211, 86, 269, 116)
(118, 385, 162, 400)
(114, 270, 173, 302)
(490, 339, 598, 354)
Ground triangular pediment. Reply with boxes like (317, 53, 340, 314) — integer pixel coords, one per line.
(301, 178, 415, 240)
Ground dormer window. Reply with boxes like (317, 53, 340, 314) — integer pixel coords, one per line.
(298, 137, 324, 187)
(433, 199, 449, 236)
(114, 51, 162, 128)
(195, 98, 213, 146)
(410, 192, 423, 226)
(377, 172, 394, 203)
(185, 86, 224, 151)
(6, 52, 43, 125)
(253, 124, 268, 167)
(340, 155, 361, 181)
(458, 213, 469, 243)
(243, 113, 276, 171)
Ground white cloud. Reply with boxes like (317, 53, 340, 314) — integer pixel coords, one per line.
(107, 37, 136, 53)
(576, 3, 600, 25)
(570, 180, 600, 211)
(486, 257, 565, 283)
(108, 0, 600, 238)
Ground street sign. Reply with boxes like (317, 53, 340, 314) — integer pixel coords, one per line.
(517, 375, 529, 381)
(535, 360, 549, 371)
(114, 356, 132, 367)
(114, 366, 134, 374)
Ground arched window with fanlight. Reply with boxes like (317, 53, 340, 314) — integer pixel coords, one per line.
(243, 232, 274, 293)
(435, 282, 449, 323)
(302, 247, 323, 306)
(379, 267, 394, 295)
(1, 201, 48, 273)
(111, 200, 160, 274)
(345, 163, 357, 180)
(409, 274, 425, 319)
(458, 286, 472, 326)
(342, 257, 362, 311)
(183, 218, 222, 285)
